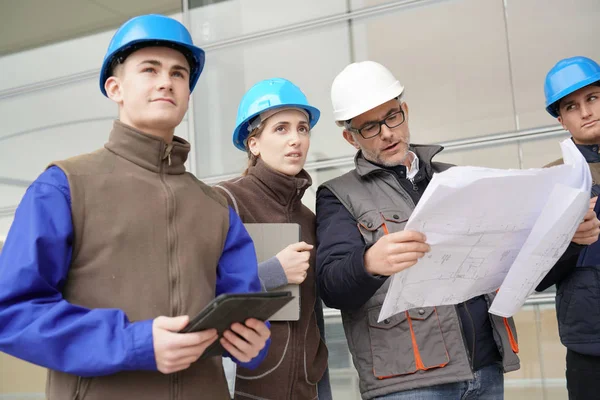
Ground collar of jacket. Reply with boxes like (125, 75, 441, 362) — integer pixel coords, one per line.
(104, 120, 190, 174)
(354, 143, 444, 178)
(574, 139, 600, 163)
(246, 158, 312, 206)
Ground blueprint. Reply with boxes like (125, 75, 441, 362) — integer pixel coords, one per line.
(379, 139, 591, 321)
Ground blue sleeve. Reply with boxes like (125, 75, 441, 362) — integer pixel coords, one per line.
(315, 187, 387, 310)
(216, 207, 270, 369)
(0, 167, 155, 377)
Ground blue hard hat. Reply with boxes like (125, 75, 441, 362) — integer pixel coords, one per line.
(99, 14, 205, 97)
(544, 56, 600, 118)
(232, 78, 320, 151)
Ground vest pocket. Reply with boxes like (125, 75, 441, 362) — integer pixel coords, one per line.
(367, 306, 449, 378)
(358, 210, 409, 244)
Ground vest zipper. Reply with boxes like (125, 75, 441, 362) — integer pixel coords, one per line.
(161, 143, 180, 400)
(455, 306, 475, 375)
(72, 377, 84, 400)
(463, 303, 476, 370)
(163, 143, 174, 166)
(410, 178, 418, 192)
(173, 373, 180, 400)
(288, 320, 297, 400)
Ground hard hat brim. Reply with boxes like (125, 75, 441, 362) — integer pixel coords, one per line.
(232, 104, 320, 151)
(545, 74, 600, 118)
(99, 39, 205, 97)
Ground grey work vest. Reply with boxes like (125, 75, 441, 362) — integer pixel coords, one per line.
(321, 144, 520, 399)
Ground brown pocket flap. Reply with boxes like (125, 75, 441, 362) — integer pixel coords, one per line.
(368, 307, 407, 329)
(407, 307, 435, 321)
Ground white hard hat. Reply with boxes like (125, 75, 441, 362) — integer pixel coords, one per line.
(331, 61, 405, 124)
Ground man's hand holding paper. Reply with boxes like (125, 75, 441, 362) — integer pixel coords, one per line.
(572, 197, 600, 245)
(364, 231, 430, 276)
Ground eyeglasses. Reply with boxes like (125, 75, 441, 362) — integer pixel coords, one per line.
(348, 110, 406, 139)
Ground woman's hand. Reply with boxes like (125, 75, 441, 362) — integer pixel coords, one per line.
(275, 241, 313, 284)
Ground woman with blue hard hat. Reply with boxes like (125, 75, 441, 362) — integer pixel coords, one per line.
(215, 78, 331, 400)
(537, 55, 600, 400)
(0, 14, 272, 400)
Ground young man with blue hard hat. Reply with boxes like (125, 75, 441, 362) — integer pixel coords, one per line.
(536, 55, 600, 399)
(0, 14, 270, 400)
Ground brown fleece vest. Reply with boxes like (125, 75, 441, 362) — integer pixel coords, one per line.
(216, 159, 328, 400)
(46, 121, 231, 400)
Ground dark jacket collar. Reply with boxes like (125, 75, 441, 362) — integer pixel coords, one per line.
(246, 158, 312, 206)
(574, 139, 600, 163)
(104, 120, 189, 174)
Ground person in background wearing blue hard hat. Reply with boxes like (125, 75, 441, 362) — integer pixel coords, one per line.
(536, 56, 600, 400)
(214, 78, 331, 400)
(0, 14, 270, 400)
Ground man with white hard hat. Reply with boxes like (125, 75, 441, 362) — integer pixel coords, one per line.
(315, 61, 521, 399)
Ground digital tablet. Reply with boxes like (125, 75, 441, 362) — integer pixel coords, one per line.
(179, 291, 293, 359)
(244, 223, 302, 321)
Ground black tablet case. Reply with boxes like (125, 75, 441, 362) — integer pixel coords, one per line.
(180, 291, 293, 359)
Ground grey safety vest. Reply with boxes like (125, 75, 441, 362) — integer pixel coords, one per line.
(321, 144, 520, 399)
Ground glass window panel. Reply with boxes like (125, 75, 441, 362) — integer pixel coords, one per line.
(192, 23, 353, 177)
(538, 304, 567, 389)
(507, 305, 542, 382)
(330, 377, 361, 400)
(519, 133, 571, 169)
(0, 353, 45, 398)
(0, 184, 26, 208)
(189, 0, 347, 45)
(349, 0, 390, 10)
(327, 340, 353, 370)
(1, 9, 182, 90)
(2, 1, 122, 56)
(96, 0, 180, 16)
(506, 0, 600, 130)
(0, 79, 116, 182)
(1, 1, 180, 55)
(504, 386, 545, 400)
(1, 216, 16, 238)
(0, 30, 112, 91)
(351, 0, 516, 144)
(324, 315, 360, 398)
(0, 185, 21, 238)
(0, 79, 191, 183)
(505, 303, 567, 399)
(323, 317, 352, 369)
